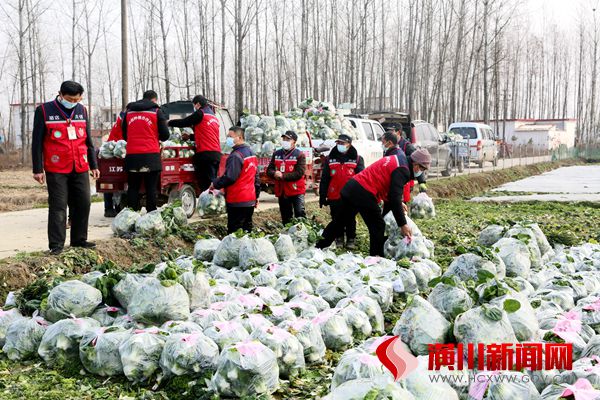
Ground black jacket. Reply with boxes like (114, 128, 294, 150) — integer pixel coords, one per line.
(319, 145, 364, 203)
(122, 99, 170, 172)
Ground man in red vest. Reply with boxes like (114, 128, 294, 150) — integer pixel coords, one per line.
(31, 80, 100, 255)
(168, 95, 221, 192)
(316, 148, 432, 257)
(266, 131, 307, 224)
(319, 134, 364, 249)
(211, 127, 260, 233)
(122, 90, 170, 212)
(103, 110, 126, 217)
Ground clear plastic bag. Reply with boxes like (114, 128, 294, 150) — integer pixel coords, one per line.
(99, 141, 115, 159)
(454, 306, 518, 355)
(290, 292, 330, 312)
(180, 269, 211, 310)
(43, 280, 103, 322)
(279, 318, 326, 364)
(252, 286, 285, 306)
(113, 140, 127, 158)
(493, 238, 532, 278)
(323, 377, 415, 400)
(127, 278, 190, 325)
(189, 308, 226, 330)
(316, 278, 353, 307)
(337, 296, 384, 334)
(209, 340, 280, 397)
(251, 326, 305, 378)
(0, 309, 24, 347)
(135, 210, 166, 237)
(197, 189, 226, 217)
(428, 282, 474, 321)
(239, 238, 279, 269)
(478, 225, 506, 246)
(392, 295, 451, 356)
(237, 268, 278, 288)
(159, 332, 219, 376)
(38, 317, 100, 367)
(277, 276, 314, 300)
(160, 320, 202, 334)
(410, 192, 436, 219)
(204, 320, 250, 349)
(330, 348, 388, 389)
(119, 328, 168, 382)
(274, 234, 297, 261)
(193, 238, 221, 261)
(113, 273, 152, 309)
(2, 315, 49, 360)
(236, 313, 274, 333)
(444, 253, 503, 281)
(312, 309, 353, 351)
(212, 233, 247, 268)
(79, 326, 132, 376)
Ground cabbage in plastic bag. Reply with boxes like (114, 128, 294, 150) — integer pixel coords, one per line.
(392, 295, 450, 355)
(444, 253, 503, 281)
(3, 316, 49, 361)
(275, 234, 297, 261)
(210, 340, 280, 397)
(337, 296, 385, 334)
(193, 238, 221, 261)
(385, 236, 434, 260)
(490, 294, 539, 342)
(43, 280, 103, 322)
(204, 320, 250, 349)
(279, 318, 326, 364)
(237, 268, 278, 288)
(290, 292, 330, 312)
(428, 281, 474, 321)
(135, 210, 166, 237)
(251, 326, 305, 378)
(410, 193, 436, 219)
(160, 332, 219, 376)
(180, 269, 211, 310)
(239, 238, 279, 269)
(493, 238, 532, 278)
(127, 278, 190, 325)
(317, 278, 353, 307)
(478, 225, 506, 246)
(197, 190, 226, 217)
(113, 140, 127, 158)
(454, 305, 518, 356)
(252, 286, 285, 306)
(119, 328, 168, 382)
(38, 317, 100, 367)
(189, 308, 226, 330)
(160, 320, 202, 334)
(113, 273, 152, 309)
(313, 309, 353, 351)
(111, 208, 141, 237)
(212, 233, 247, 268)
(236, 313, 274, 333)
(79, 326, 132, 376)
(277, 276, 314, 300)
(0, 309, 24, 347)
(323, 377, 415, 400)
(331, 348, 389, 390)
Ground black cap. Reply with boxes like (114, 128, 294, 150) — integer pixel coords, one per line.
(336, 134, 352, 144)
(282, 130, 298, 141)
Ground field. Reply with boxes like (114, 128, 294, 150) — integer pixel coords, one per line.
(0, 160, 598, 399)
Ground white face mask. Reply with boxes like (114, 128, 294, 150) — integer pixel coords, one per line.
(282, 141, 292, 150)
(337, 144, 348, 153)
(414, 169, 423, 178)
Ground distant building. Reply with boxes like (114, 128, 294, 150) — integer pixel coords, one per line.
(479, 119, 576, 149)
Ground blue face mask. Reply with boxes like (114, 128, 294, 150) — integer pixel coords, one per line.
(414, 169, 423, 178)
(225, 137, 235, 147)
(59, 97, 78, 109)
(337, 144, 348, 153)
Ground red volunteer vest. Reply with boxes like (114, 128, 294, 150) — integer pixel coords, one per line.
(41, 100, 89, 174)
(107, 113, 124, 142)
(125, 110, 160, 154)
(327, 156, 359, 201)
(273, 148, 306, 197)
(353, 154, 409, 202)
(225, 147, 258, 204)
(195, 113, 221, 153)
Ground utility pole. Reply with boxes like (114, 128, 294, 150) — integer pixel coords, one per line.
(121, 0, 128, 109)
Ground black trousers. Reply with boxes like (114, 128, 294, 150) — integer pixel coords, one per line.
(329, 199, 357, 240)
(46, 171, 91, 250)
(278, 194, 306, 225)
(317, 181, 385, 256)
(127, 171, 160, 212)
(226, 205, 254, 233)
(103, 193, 114, 211)
(194, 152, 221, 192)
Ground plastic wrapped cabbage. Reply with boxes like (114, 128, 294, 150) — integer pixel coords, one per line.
(204, 320, 250, 349)
(286, 223, 311, 252)
(392, 268, 419, 294)
(80, 270, 104, 286)
(257, 116, 276, 131)
(275, 234, 297, 261)
(193, 238, 221, 261)
(160, 320, 202, 334)
(279, 318, 326, 364)
(128, 278, 190, 325)
(444, 253, 503, 281)
(250, 326, 305, 378)
(38, 317, 100, 367)
(239, 238, 279, 269)
(392, 295, 451, 355)
(331, 348, 389, 390)
(99, 141, 115, 159)
(119, 328, 168, 382)
(454, 306, 518, 356)
(261, 141, 276, 156)
(113, 273, 152, 309)
(43, 280, 102, 322)
(337, 296, 385, 334)
(111, 208, 141, 237)
(493, 238, 532, 278)
(180, 269, 211, 310)
(238, 268, 277, 288)
(410, 193, 436, 219)
(135, 210, 166, 237)
(160, 332, 219, 376)
(277, 276, 314, 300)
(0, 309, 24, 347)
(313, 309, 353, 351)
(113, 140, 127, 158)
(471, 371, 540, 400)
(212, 233, 247, 268)
(478, 225, 506, 246)
(252, 286, 285, 306)
(189, 309, 226, 330)
(197, 189, 226, 217)
(79, 326, 132, 376)
(323, 377, 415, 400)
(491, 294, 539, 342)
(428, 281, 474, 320)
(385, 236, 434, 260)
(317, 278, 353, 307)
(210, 300, 246, 319)
(210, 340, 280, 397)
(290, 292, 330, 312)
(241, 114, 261, 128)
(2, 316, 48, 361)
(351, 280, 394, 312)
(236, 313, 274, 333)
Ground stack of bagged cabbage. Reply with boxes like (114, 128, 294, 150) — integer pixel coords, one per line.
(238, 98, 359, 158)
(98, 140, 127, 159)
(161, 127, 195, 159)
(4, 218, 600, 399)
(111, 204, 188, 238)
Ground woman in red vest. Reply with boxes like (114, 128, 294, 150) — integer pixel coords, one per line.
(317, 148, 431, 257)
(168, 95, 221, 192)
(318, 134, 364, 249)
(31, 81, 100, 255)
(211, 127, 260, 233)
(122, 90, 170, 212)
(266, 131, 307, 224)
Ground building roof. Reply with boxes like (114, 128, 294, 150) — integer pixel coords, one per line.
(515, 124, 555, 132)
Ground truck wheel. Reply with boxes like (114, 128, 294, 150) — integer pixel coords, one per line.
(477, 160, 484, 168)
(441, 157, 454, 177)
(168, 184, 196, 218)
(114, 193, 127, 213)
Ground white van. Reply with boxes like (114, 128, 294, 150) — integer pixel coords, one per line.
(448, 122, 498, 167)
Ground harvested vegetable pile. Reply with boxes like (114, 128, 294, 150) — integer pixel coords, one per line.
(3, 214, 600, 399)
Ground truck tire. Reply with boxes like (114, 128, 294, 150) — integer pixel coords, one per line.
(442, 157, 454, 177)
(168, 184, 196, 218)
(113, 193, 128, 213)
